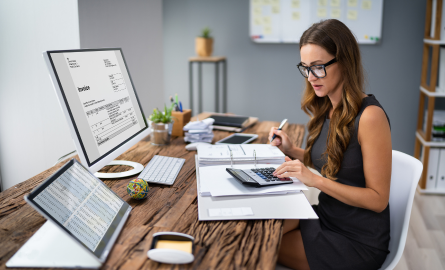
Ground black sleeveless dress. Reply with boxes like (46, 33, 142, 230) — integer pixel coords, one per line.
(299, 95, 390, 270)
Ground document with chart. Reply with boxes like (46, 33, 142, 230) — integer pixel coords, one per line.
(25, 159, 131, 257)
(65, 51, 144, 156)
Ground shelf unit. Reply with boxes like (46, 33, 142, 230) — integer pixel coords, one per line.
(414, 0, 445, 194)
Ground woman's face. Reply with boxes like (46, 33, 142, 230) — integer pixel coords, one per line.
(300, 44, 343, 99)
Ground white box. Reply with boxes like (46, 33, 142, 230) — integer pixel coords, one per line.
(438, 47, 445, 93)
(426, 148, 440, 190)
(436, 149, 445, 190)
(430, 0, 445, 41)
(431, 0, 438, 38)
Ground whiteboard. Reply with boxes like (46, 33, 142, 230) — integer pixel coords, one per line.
(250, 0, 384, 44)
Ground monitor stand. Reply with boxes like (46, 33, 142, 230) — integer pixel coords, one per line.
(94, 160, 144, 179)
(6, 221, 102, 269)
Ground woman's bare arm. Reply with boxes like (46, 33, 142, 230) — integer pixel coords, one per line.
(274, 106, 392, 213)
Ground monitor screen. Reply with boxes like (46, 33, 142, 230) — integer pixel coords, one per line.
(46, 49, 148, 167)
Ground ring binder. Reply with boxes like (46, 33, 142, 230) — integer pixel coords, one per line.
(229, 149, 257, 169)
(197, 144, 285, 167)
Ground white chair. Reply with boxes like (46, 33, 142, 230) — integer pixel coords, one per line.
(379, 150, 423, 270)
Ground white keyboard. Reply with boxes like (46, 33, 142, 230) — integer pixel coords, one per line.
(137, 155, 185, 185)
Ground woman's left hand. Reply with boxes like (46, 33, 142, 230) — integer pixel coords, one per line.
(273, 157, 318, 187)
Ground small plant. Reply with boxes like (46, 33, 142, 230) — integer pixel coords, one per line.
(201, 27, 212, 39)
(149, 104, 175, 123)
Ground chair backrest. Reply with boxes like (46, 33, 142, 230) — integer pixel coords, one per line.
(379, 150, 423, 270)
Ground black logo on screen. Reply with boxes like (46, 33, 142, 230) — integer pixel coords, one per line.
(77, 86, 90, 92)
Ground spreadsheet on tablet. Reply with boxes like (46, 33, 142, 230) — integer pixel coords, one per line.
(27, 159, 130, 257)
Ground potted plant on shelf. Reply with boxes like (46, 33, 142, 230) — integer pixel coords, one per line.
(149, 104, 175, 145)
(196, 27, 213, 57)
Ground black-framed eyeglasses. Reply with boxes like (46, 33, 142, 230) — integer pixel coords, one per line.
(296, 58, 337, 79)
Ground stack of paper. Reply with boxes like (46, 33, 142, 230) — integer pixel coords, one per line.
(184, 118, 215, 143)
(197, 144, 285, 166)
(196, 144, 307, 197)
(198, 163, 307, 197)
(184, 127, 214, 143)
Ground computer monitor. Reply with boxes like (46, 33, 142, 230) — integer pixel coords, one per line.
(43, 48, 150, 178)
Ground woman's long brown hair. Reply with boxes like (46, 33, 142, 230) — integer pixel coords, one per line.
(301, 19, 364, 180)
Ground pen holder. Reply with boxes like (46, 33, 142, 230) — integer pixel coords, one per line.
(171, 109, 192, 137)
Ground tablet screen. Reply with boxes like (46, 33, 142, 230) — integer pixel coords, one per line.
(26, 159, 131, 261)
(219, 135, 256, 144)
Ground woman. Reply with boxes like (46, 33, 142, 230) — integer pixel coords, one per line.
(269, 19, 392, 270)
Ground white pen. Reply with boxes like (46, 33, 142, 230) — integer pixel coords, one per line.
(270, 119, 288, 143)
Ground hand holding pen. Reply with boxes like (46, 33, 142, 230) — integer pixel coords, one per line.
(269, 119, 294, 154)
(270, 119, 288, 143)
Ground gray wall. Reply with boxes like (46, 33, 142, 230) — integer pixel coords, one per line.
(78, 0, 164, 117)
(163, 0, 426, 155)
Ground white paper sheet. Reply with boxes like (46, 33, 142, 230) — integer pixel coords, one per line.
(197, 144, 285, 162)
(208, 207, 254, 217)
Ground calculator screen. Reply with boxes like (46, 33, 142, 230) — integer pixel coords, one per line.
(27, 159, 130, 259)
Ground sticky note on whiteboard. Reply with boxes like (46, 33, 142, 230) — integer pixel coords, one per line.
(317, 8, 327, 18)
(331, 8, 341, 18)
(254, 6, 261, 15)
(317, 0, 327, 6)
(264, 25, 272, 34)
(362, 0, 372, 10)
(292, 0, 300, 8)
(272, 5, 280, 13)
(254, 16, 262, 25)
(331, 0, 340, 7)
(347, 10, 358, 20)
(292, 12, 300, 20)
(347, 0, 357, 7)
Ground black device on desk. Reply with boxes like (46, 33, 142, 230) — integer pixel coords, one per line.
(226, 167, 293, 187)
(210, 115, 250, 128)
(215, 133, 258, 144)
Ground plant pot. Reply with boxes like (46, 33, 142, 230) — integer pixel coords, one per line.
(195, 37, 213, 57)
(150, 122, 174, 145)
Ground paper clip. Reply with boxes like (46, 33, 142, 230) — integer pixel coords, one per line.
(254, 150, 257, 169)
(230, 149, 233, 168)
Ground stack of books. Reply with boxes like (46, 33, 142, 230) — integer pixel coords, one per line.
(209, 114, 258, 132)
(424, 110, 445, 141)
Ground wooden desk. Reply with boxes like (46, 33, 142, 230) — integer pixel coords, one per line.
(0, 119, 305, 269)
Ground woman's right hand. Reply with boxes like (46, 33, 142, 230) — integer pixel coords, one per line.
(269, 127, 293, 155)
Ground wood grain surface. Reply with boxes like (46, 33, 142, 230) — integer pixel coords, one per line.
(0, 116, 305, 270)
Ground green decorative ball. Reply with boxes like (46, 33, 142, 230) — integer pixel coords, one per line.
(127, 179, 150, 200)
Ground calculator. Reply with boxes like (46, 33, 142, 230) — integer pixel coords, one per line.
(226, 167, 293, 187)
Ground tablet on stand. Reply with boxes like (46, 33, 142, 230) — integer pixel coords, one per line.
(6, 159, 131, 269)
